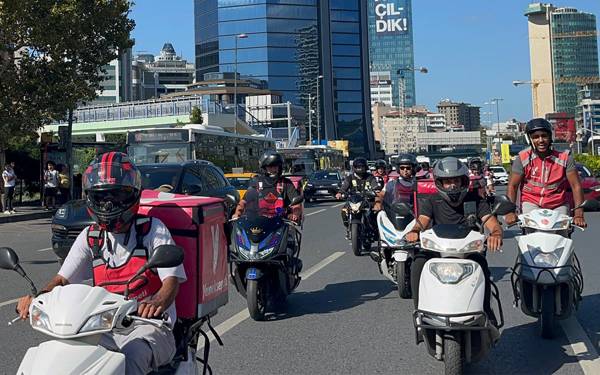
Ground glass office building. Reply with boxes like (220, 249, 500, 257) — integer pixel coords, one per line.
(550, 7, 599, 115)
(194, 0, 374, 157)
(367, 0, 415, 108)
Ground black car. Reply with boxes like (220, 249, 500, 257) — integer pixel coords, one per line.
(304, 170, 343, 202)
(51, 160, 240, 262)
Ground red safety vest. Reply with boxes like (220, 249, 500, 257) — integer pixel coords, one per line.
(519, 148, 570, 209)
(87, 216, 162, 301)
(373, 171, 389, 186)
(257, 180, 285, 217)
(469, 173, 486, 198)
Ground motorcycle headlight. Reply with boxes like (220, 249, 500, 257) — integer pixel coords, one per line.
(429, 263, 474, 284)
(349, 202, 362, 211)
(421, 238, 443, 252)
(79, 308, 118, 333)
(523, 217, 539, 229)
(31, 305, 52, 332)
(458, 240, 484, 253)
(552, 219, 570, 230)
(528, 245, 564, 267)
(307, 183, 314, 188)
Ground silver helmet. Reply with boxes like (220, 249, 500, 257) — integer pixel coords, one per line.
(433, 157, 470, 206)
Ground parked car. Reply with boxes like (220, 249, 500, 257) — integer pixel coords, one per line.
(225, 172, 256, 199)
(576, 164, 600, 207)
(489, 165, 509, 185)
(304, 170, 344, 202)
(51, 160, 239, 262)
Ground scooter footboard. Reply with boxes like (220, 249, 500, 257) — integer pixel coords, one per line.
(510, 256, 583, 318)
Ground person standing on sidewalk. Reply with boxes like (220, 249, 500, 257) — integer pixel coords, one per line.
(58, 164, 71, 205)
(2, 162, 16, 214)
(44, 161, 59, 210)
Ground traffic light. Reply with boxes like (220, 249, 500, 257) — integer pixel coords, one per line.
(58, 126, 69, 150)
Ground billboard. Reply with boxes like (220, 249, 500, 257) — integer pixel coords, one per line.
(328, 140, 349, 157)
(374, 0, 409, 34)
(546, 112, 576, 143)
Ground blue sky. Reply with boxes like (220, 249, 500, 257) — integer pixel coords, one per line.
(130, 0, 600, 123)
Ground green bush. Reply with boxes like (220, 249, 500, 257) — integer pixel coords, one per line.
(574, 154, 600, 175)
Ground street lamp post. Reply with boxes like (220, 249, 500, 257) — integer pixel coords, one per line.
(513, 80, 541, 118)
(491, 98, 503, 138)
(234, 33, 248, 134)
(316, 74, 323, 143)
(396, 66, 428, 152)
(308, 93, 313, 144)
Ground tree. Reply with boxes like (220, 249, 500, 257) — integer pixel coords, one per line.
(0, 0, 135, 179)
(189, 105, 203, 124)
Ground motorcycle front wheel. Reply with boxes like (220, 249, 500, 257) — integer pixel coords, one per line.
(351, 223, 361, 256)
(444, 332, 463, 375)
(395, 260, 412, 299)
(540, 287, 555, 339)
(247, 279, 267, 321)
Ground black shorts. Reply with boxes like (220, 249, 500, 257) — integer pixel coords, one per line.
(44, 187, 57, 197)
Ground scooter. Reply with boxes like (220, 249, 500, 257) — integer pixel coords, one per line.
(229, 196, 304, 321)
(0, 245, 218, 375)
(372, 201, 417, 298)
(510, 199, 598, 339)
(413, 195, 515, 375)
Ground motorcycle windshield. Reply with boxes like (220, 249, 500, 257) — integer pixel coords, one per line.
(238, 211, 284, 243)
(383, 200, 414, 231)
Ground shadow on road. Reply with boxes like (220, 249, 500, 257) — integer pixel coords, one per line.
(489, 266, 512, 283)
(573, 292, 600, 353)
(267, 280, 394, 320)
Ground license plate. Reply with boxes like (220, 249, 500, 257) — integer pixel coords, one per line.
(317, 189, 329, 194)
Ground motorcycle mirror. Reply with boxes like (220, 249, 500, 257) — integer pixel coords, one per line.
(0, 247, 20, 271)
(290, 195, 304, 206)
(574, 199, 600, 212)
(224, 194, 237, 206)
(0, 247, 38, 295)
(491, 195, 516, 216)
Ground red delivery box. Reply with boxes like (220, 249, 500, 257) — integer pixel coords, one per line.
(138, 190, 229, 319)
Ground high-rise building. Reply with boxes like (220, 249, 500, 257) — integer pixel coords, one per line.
(437, 100, 481, 131)
(194, 0, 374, 157)
(92, 48, 133, 105)
(370, 71, 393, 107)
(132, 43, 195, 100)
(525, 3, 599, 116)
(367, 0, 415, 108)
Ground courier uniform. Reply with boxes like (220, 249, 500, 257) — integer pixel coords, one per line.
(59, 218, 186, 375)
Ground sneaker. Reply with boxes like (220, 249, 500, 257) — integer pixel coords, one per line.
(2, 211, 9, 215)
(10, 210, 16, 214)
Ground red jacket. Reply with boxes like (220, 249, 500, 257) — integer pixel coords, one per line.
(519, 148, 570, 209)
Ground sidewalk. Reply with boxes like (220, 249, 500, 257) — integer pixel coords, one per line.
(0, 205, 54, 224)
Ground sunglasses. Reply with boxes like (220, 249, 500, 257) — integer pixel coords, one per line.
(397, 166, 412, 171)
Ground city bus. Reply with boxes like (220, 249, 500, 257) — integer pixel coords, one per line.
(126, 125, 276, 173)
(278, 146, 345, 176)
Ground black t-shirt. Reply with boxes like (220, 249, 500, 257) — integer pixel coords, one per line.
(418, 192, 491, 226)
(339, 174, 381, 193)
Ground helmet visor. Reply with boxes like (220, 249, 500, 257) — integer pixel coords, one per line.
(83, 161, 141, 191)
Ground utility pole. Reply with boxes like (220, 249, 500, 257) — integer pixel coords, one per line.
(316, 74, 323, 144)
(491, 98, 503, 139)
(308, 93, 312, 144)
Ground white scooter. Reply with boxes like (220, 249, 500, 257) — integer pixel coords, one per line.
(0, 245, 220, 375)
(371, 201, 417, 298)
(413, 195, 515, 375)
(510, 200, 598, 339)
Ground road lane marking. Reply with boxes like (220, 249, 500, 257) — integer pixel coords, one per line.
(200, 251, 345, 348)
(305, 209, 326, 216)
(333, 202, 345, 207)
(37, 248, 53, 252)
(561, 316, 600, 375)
(0, 298, 19, 308)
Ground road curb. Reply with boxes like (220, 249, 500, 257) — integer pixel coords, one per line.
(0, 211, 54, 224)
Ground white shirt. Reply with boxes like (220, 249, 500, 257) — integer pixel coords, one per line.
(2, 169, 16, 187)
(45, 170, 59, 188)
(59, 218, 187, 324)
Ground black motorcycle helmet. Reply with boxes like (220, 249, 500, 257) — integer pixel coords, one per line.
(83, 152, 142, 233)
(468, 157, 483, 173)
(375, 159, 387, 171)
(433, 157, 470, 207)
(259, 151, 284, 181)
(525, 118, 553, 146)
(352, 157, 368, 178)
(395, 153, 418, 173)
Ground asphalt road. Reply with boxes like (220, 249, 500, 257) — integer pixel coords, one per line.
(1, 191, 600, 374)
